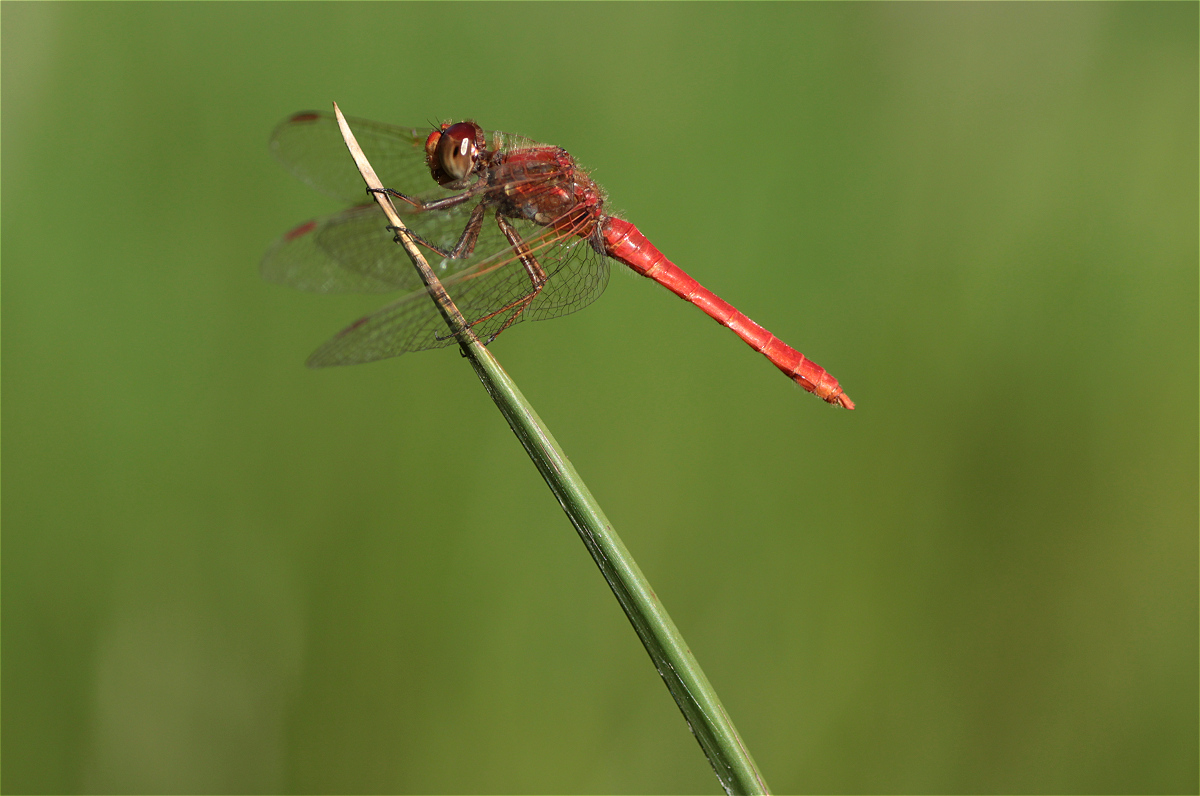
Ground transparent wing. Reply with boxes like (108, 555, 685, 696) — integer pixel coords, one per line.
(261, 206, 404, 294)
(305, 212, 610, 367)
(269, 111, 437, 203)
(261, 196, 502, 295)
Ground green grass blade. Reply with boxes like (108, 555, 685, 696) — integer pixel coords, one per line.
(463, 342, 770, 795)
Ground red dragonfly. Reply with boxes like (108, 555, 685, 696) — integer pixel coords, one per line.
(263, 112, 854, 409)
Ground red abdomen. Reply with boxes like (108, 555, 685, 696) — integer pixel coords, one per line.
(601, 218, 853, 409)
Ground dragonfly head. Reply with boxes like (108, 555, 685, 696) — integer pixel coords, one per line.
(425, 121, 486, 187)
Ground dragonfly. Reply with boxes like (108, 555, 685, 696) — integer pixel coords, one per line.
(262, 112, 854, 409)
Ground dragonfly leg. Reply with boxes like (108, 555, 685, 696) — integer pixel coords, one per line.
(478, 215, 548, 342)
(367, 186, 483, 213)
(386, 201, 487, 260)
(434, 213, 548, 345)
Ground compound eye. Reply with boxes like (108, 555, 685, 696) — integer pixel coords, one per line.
(435, 122, 480, 182)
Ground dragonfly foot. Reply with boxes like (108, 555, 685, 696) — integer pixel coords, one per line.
(434, 327, 478, 344)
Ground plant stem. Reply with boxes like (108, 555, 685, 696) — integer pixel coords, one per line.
(332, 103, 770, 795)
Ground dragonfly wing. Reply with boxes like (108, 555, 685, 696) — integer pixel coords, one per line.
(262, 193, 522, 295)
(261, 205, 410, 294)
(306, 213, 610, 367)
(304, 235, 540, 366)
(523, 228, 611, 322)
(305, 286, 458, 367)
(418, 211, 611, 336)
(269, 111, 434, 203)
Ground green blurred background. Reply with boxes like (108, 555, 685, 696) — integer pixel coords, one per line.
(3, 2, 1196, 793)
